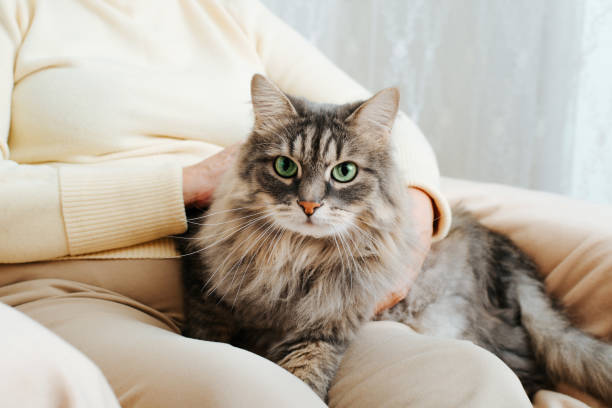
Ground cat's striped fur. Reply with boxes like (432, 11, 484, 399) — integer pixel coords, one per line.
(181, 74, 612, 403)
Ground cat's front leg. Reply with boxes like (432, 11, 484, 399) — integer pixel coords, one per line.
(270, 338, 346, 401)
(183, 290, 237, 343)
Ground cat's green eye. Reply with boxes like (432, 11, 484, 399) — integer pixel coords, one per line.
(274, 156, 298, 178)
(332, 162, 358, 183)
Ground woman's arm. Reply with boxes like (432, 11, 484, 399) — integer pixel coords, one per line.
(0, 2, 186, 263)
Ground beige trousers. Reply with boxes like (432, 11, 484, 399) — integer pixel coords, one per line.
(0, 260, 585, 408)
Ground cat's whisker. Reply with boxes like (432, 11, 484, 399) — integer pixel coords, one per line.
(214, 220, 275, 304)
(231, 222, 278, 309)
(350, 223, 379, 251)
(187, 207, 249, 221)
(169, 211, 276, 258)
(263, 227, 284, 266)
(193, 209, 277, 243)
(354, 221, 426, 280)
(343, 226, 367, 262)
(206, 217, 275, 297)
(187, 206, 255, 220)
(334, 227, 356, 297)
(211, 227, 267, 300)
(187, 209, 272, 226)
(204, 221, 273, 292)
(329, 226, 347, 277)
(355, 212, 440, 260)
(342, 226, 372, 296)
(172, 210, 273, 239)
(354, 216, 387, 232)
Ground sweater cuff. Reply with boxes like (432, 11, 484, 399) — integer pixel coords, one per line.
(406, 181, 452, 243)
(59, 164, 187, 256)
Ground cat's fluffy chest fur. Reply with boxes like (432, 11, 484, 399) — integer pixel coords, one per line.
(195, 201, 410, 337)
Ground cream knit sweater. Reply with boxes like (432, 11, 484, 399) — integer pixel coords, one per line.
(0, 0, 451, 263)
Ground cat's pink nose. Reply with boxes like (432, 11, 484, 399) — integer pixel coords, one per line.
(297, 201, 322, 216)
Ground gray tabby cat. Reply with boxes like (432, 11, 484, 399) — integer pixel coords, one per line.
(181, 74, 612, 404)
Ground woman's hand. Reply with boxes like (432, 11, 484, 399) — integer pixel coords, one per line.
(182, 143, 243, 208)
(374, 187, 434, 314)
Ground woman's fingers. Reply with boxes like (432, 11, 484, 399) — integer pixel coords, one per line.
(182, 142, 243, 208)
(374, 285, 410, 315)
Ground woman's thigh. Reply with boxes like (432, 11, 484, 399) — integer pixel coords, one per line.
(329, 321, 532, 408)
(11, 281, 324, 408)
(0, 302, 120, 408)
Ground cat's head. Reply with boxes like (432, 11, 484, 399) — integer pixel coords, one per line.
(226, 74, 405, 239)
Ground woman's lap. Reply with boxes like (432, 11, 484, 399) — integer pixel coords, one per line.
(2, 275, 544, 407)
(331, 321, 531, 408)
(4, 279, 324, 407)
(0, 301, 120, 408)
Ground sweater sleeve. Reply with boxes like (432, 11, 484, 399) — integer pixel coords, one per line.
(225, 0, 451, 240)
(0, 2, 186, 263)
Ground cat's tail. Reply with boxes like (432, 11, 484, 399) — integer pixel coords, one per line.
(515, 274, 612, 405)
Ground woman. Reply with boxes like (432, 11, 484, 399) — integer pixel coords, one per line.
(0, 0, 532, 406)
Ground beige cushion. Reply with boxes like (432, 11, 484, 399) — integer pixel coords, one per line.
(441, 177, 612, 407)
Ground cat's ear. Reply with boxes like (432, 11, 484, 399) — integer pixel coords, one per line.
(251, 74, 297, 130)
(345, 88, 400, 139)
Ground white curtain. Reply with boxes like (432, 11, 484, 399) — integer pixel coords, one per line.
(261, 0, 612, 204)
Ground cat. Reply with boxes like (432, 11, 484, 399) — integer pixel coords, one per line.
(180, 74, 612, 404)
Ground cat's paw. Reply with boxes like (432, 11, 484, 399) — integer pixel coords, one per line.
(283, 362, 330, 400)
(276, 340, 342, 401)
